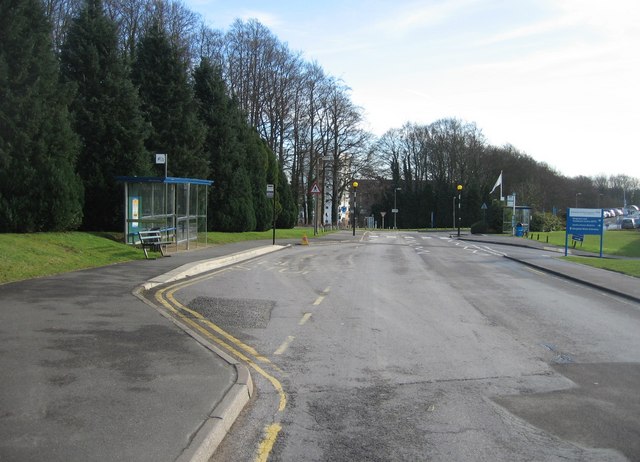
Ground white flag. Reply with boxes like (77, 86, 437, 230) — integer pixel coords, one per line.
(490, 171, 502, 194)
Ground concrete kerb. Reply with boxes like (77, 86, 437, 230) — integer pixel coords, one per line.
(142, 244, 288, 290)
(133, 244, 287, 462)
(502, 255, 640, 304)
(457, 236, 640, 304)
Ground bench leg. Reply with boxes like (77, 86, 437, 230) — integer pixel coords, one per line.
(143, 247, 150, 259)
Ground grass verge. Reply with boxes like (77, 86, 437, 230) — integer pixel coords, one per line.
(527, 230, 640, 257)
(206, 228, 330, 244)
(521, 229, 640, 277)
(0, 228, 333, 284)
(564, 256, 640, 278)
(0, 232, 145, 284)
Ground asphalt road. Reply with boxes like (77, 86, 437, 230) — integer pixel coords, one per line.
(165, 231, 640, 461)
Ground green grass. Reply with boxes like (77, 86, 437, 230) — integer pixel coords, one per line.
(526, 230, 640, 257)
(206, 227, 332, 244)
(564, 256, 640, 278)
(0, 228, 334, 284)
(524, 229, 640, 277)
(0, 232, 146, 284)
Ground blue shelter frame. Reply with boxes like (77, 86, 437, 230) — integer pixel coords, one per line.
(117, 176, 213, 252)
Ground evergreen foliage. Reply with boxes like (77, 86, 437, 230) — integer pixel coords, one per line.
(193, 57, 295, 231)
(276, 166, 298, 228)
(0, 0, 83, 232)
(132, 22, 208, 179)
(60, 0, 151, 231)
(246, 134, 273, 231)
(194, 58, 246, 231)
(530, 212, 564, 232)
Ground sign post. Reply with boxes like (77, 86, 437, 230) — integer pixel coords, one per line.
(565, 208, 604, 257)
(267, 184, 275, 244)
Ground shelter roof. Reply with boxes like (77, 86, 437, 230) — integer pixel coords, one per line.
(116, 176, 213, 186)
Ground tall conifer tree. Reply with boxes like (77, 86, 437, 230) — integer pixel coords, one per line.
(0, 0, 83, 232)
(60, 0, 151, 231)
(133, 23, 208, 179)
(193, 58, 255, 231)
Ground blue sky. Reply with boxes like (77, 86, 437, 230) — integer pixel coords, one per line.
(185, 0, 640, 178)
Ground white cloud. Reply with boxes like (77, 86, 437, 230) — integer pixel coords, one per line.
(236, 9, 282, 29)
(374, 0, 480, 34)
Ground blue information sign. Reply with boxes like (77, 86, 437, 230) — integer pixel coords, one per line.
(565, 208, 604, 257)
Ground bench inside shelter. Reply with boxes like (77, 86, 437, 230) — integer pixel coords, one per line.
(137, 228, 174, 259)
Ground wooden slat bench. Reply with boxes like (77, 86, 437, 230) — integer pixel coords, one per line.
(137, 229, 174, 259)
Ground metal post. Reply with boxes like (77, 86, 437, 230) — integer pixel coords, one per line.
(394, 187, 401, 229)
(457, 184, 463, 237)
(352, 181, 358, 236)
(452, 196, 456, 230)
(123, 182, 129, 243)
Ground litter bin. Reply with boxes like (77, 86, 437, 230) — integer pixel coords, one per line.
(515, 223, 524, 237)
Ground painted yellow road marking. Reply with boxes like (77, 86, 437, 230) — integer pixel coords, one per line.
(313, 286, 332, 306)
(299, 312, 312, 325)
(256, 423, 282, 462)
(274, 336, 295, 355)
(155, 287, 286, 412)
(150, 265, 289, 461)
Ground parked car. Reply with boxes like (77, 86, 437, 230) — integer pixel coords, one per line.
(621, 218, 637, 229)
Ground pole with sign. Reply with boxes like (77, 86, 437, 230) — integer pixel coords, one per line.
(267, 184, 275, 244)
(156, 153, 168, 231)
(352, 181, 358, 236)
(565, 208, 604, 257)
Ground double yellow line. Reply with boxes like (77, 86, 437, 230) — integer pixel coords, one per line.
(147, 269, 286, 461)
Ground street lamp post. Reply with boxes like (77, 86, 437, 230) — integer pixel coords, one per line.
(576, 192, 582, 208)
(394, 187, 401, 229)
(452, 195, 456, 229)
(352, 181, 358, 236)
(457, 184, 463, 237)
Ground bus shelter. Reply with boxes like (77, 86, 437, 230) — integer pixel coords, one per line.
(117, 176, 213, 252)
(503, 205, 532, 235)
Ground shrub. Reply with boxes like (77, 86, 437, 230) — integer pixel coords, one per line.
(530, 212, 564, 232)
(470, 221, 489, 234)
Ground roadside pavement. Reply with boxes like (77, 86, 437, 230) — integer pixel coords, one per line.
(1, 232, 637, 462)
(458, 233, 639, 304)
(0, 240, 288, 462)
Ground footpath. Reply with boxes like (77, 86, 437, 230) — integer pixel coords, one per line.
(0, 240, 290, 462)
(0, 233, 638, 462)
(459, 233, 639, 303)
